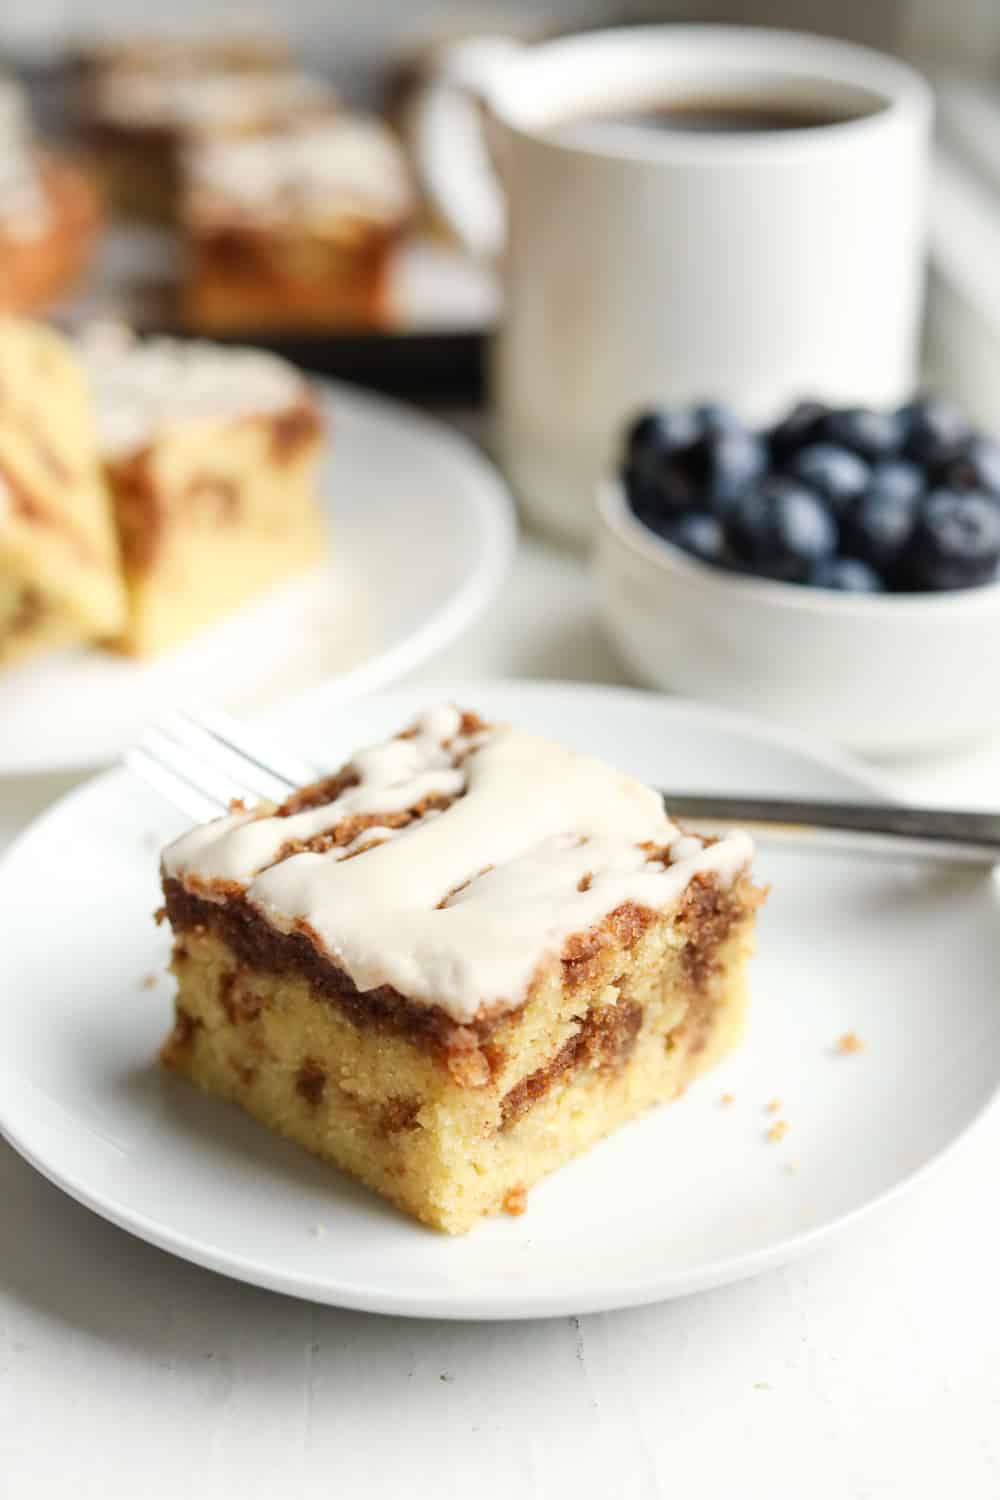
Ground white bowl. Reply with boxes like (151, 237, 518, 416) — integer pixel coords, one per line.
(595, 476, 1000, 755)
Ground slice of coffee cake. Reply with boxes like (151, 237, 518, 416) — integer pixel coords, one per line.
(78, 325, 325, 655)
(180, 115, 414, 331)
(0, 318, 124, 667)
(159, 706, 762, 1233)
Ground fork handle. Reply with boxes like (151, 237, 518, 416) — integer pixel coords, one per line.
(662, 795, 1000, 865)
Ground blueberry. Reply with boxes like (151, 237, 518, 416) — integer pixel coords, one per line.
(724, 477, 837, 583)
(843, 490, 918, 576)
(660, 512, 726, 565)
(866, 458, 925, 506)
(903, 488, 1000, 590)
(624, 459, 698, 526)
(937, 435, 1000, 498)
(625, 407, 700, 468)
(786, 442, 870, 518)
(688, 427, 768, 512)
(623, 408, 705, 521)
(625, 447, 702, 518)
(899, 396, 971, 467)
(822, 407, 904, 461)
(768, 400, 830, 463)
(623, 461, 665, 527)
(808, 556, 885, 593)
(693, 401, 742, 437)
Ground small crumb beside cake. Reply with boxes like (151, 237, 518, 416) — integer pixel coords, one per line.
(157, 705, 764, 1233)
(77, 324, 326, 655)
(0, 318, 125, 666)
(836, 1031, 864, 1054)
(180, 116, 415, 331)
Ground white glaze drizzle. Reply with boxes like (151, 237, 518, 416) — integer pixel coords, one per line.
(75, 323, 309, 456)
(184, 116, 414, 225)
(163, 706, 753, 1024)
(164, 705, 468, 885)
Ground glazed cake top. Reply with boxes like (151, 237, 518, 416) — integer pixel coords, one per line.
(92, 68, 333, 132)
(163, 706, 753, 1025)
(184, 116, 414, 227)
(76, 323, 311, 457)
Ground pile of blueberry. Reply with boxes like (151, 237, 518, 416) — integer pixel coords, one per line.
(622, 397, 1000, 592)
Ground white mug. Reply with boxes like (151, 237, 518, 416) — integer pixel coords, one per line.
(410, 26, 933, 546)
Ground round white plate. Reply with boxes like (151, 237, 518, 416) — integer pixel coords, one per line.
(0, 384, 515, 776)
(1, 681, 998, 1320)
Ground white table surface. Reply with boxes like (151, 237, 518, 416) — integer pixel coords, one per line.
(2, 526, 999, 1499)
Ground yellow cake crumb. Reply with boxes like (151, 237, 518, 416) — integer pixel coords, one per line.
(720, 1092, 736, 1107)
(767, 1120, 790, 1144)
(836, 1031, 864, 1054)
(765, 1097, 781, 1114)
(503, 1185, 528, 1217)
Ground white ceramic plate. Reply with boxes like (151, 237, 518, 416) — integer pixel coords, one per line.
(1, 681, 998, 1320)
(0, 384, 515, 776)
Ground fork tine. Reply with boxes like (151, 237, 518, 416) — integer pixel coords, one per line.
(126, 707, 318, 828)
(167, 711, 299, 804)
(125, 744, 227, 823)
(141, 726, 261, 810)
(187, 707, 318, 788)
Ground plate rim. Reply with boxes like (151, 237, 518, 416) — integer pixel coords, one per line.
(2, 679, 996, 1320)
(0, 380, 517, 777)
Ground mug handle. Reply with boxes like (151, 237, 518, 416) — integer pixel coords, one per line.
(406, 35, 524, 260)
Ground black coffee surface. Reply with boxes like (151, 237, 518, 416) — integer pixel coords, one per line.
(554, 97, 872, 140)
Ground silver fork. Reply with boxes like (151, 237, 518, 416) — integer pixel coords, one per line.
(125, 709, 313, 822)
(126, 711, 1000, 866)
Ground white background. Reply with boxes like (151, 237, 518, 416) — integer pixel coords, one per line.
(2, 528, 999, 1498)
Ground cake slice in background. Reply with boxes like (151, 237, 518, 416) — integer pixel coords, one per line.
(179, 115, 415, 331)
(0, 318, 125, 666)
(81, 46, 337, 224)
(77, 325, 326, 656)
(159, 705, 763, 1233)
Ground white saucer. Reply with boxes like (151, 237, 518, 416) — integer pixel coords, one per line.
(1, 681, 998, 1319)
(0, 384, 515, 775)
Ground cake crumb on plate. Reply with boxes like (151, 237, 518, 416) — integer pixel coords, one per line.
(767, 1120, 790, 1144)
(836, 1031, 865, 1054)
(503, 1185, 528, 1218)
